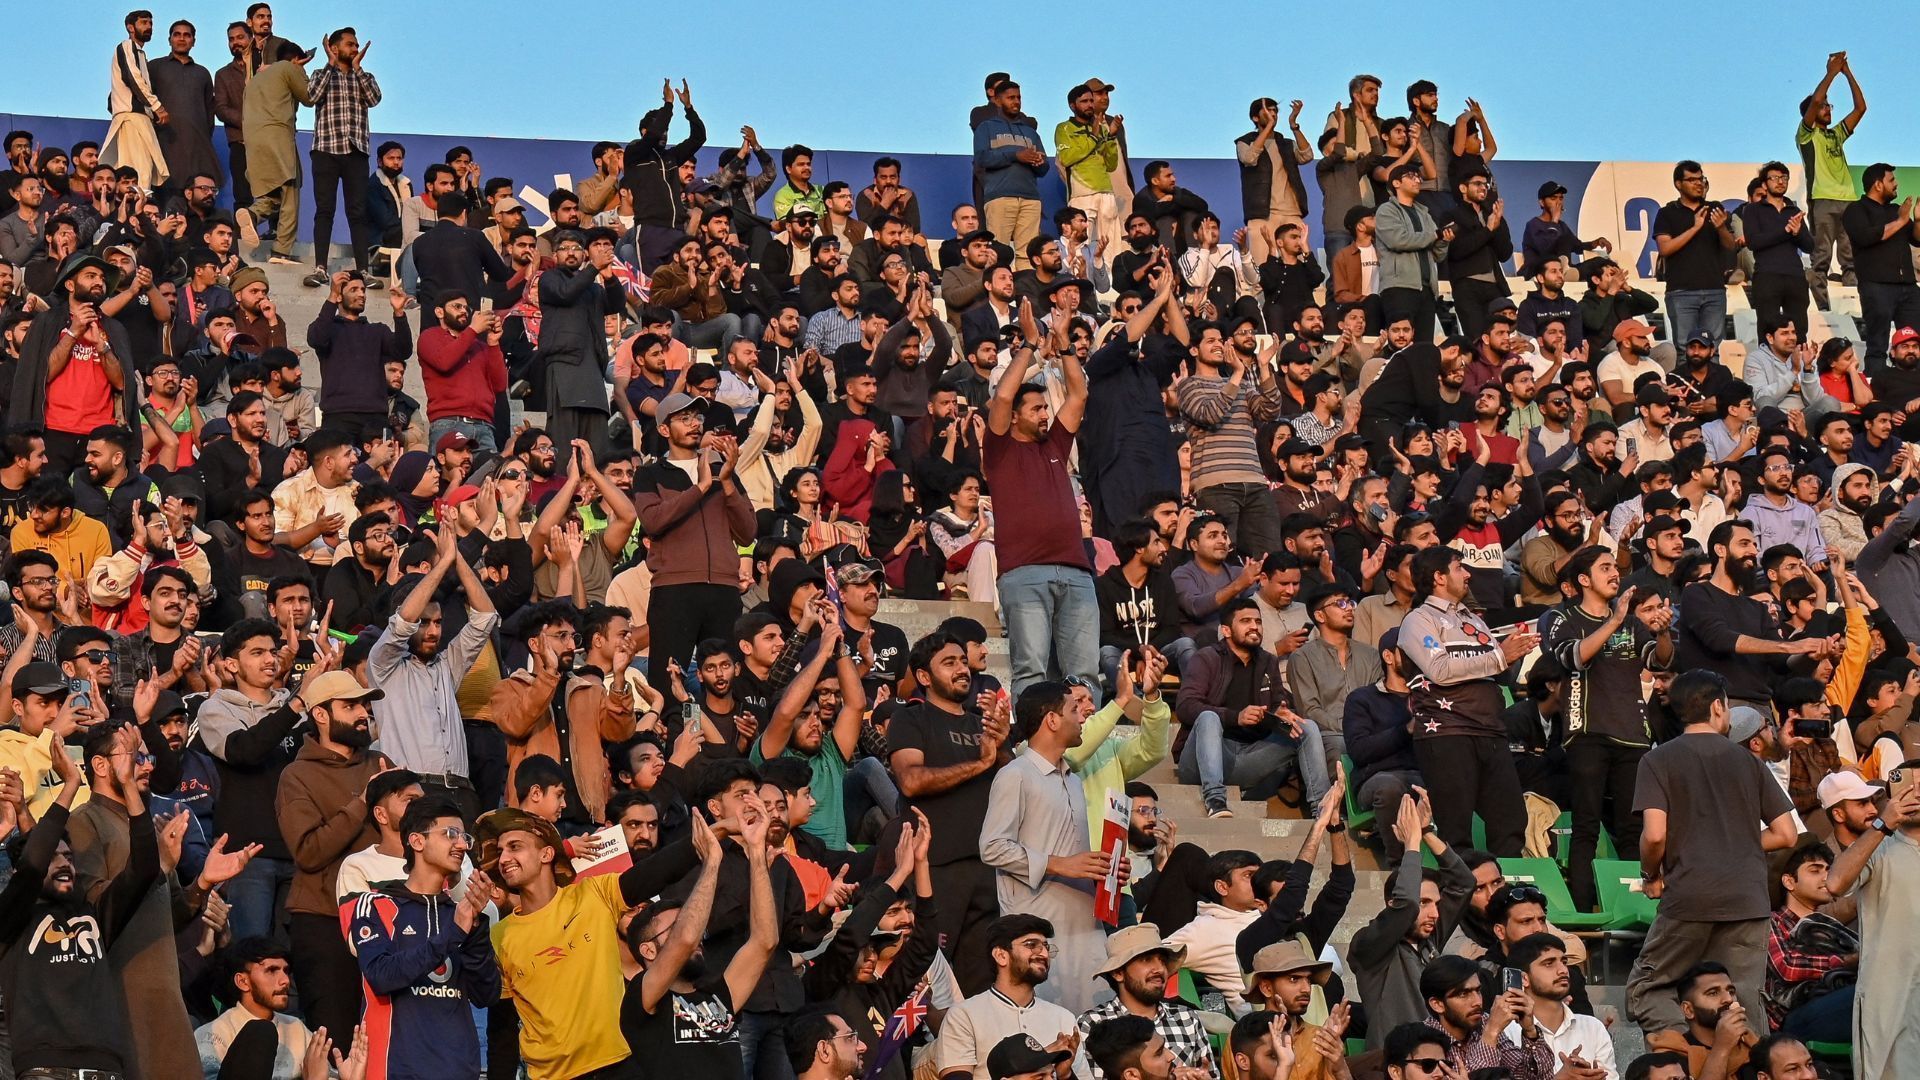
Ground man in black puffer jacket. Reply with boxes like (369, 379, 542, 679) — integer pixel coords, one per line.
(624, 79, 707, 271)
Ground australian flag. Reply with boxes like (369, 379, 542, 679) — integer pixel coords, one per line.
(862, 986, 929, 1080)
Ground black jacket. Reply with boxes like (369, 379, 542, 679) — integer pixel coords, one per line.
(1442, 202, 1513, 288)
(412, 222, 510, 312)
(1358, 343, 1448, 429)
(624, 104, 706, 231)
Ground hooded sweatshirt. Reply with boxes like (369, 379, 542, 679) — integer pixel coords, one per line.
(1818, 463, 1875, 561)
(276, 736, 390, 917)
(196, 687, 305, 859)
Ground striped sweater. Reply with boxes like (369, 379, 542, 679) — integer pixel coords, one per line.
(1176, 369, 1283, 490)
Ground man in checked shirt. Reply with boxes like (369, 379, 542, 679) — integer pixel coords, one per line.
(302, 27, 381, 288)
(1764, 840, 1859, 1042)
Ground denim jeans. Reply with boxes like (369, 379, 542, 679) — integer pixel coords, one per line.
(1780, 982, 1855, 1043)
(842, 754, 900, 834)
(225, 853, 296, 942)
(1099, 638, 1196, 695)
(1358, 768, 1421, 861)
(736, 1008, 798, 1080)
(998, 563, 1101, 702)
(1321, 230, 1354, 270)
(676, 311, 745, 357)
(428, 415, 498, 454)
(1664, 288, 1727, 347)
(1176, 709, 1329, 806)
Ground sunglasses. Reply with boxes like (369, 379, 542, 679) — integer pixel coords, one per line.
(75, 650, 114, 664)
(1405, 1059, 1447, 1073)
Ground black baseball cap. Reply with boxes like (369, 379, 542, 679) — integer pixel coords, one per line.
(11, 662, 67, 700)
(1537, 181, 1568, 200)
(988, 1035, 1071, 1080)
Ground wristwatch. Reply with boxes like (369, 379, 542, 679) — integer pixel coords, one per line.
(1872, 816, 1895, 836)
(1640, 869, 1660, 883)
(1326, 823, 1346, 835)
(1421, 823, 1438, 836)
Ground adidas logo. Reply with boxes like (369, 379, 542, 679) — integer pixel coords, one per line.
(400, 925, 416, 936)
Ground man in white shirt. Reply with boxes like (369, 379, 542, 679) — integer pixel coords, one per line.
(1597, 319, 1667, 420)
(1614, 383, 1677, 462)
(333, 768, 424, 899)
(938, 915, 1081, 1080)
(1162, 850, 1265, 1014)
(1503, 933, 1618, 1079)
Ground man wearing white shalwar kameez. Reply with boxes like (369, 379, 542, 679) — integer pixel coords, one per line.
(981, 684, 1115, 1016)
(1830, 785, 1920, 1080)
(102, 13, 170, 190)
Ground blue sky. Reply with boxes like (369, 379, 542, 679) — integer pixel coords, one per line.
(9, 1, 1910, 165)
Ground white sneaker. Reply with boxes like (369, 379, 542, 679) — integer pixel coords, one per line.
(233, 208, 259, 248)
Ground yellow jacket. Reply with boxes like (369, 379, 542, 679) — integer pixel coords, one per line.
(0, 728, 89, 817)
(1066, 694, 1171, 850)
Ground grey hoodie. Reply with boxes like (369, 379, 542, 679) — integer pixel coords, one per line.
(197, 687, 303, 858)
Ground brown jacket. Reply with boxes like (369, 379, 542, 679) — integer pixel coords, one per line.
(275, 737, 390, 917)
(632, 458, 758, 588)
(492, 668, 635, 822)
(648, 261, 728, 323)
(1332, 243, 1368, 304)
(577, 170, 621, 216)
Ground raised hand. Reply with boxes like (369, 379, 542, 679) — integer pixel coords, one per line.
(198, 833, 265, 888)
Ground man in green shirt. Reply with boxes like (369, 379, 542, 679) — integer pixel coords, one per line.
(1797, 51, 1868, 308)
(1055, 85, 1123, 256)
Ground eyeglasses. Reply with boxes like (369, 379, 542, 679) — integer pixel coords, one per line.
(430, 825, 474, 845)
(831, 1030, 861, 1043)
(18, 575, 55, 588)
(1014, 937, 1056, 954)
(1318, 597, 1355, 611)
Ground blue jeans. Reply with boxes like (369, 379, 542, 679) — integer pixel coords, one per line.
(998, 563, 1100, 703)
(226, 853, 296, 942)
(842, 754, 900, 832)
(428, 415, 498, 454)
(1176, 709, 1329, 806)
(1780, 982, 1855, 1043)
(1665, 288, 1727, 347)
(675, 311, 747, 357)
(737, 1008, 797, 1080)
(1321, 230, 1354, 269)
(1099, 638, 1197, 695)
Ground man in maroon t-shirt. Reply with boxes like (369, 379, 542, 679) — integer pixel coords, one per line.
(982, 320, 1098, 699)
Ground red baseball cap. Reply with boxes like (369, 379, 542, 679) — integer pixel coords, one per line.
(1893, 326, 1920, 347)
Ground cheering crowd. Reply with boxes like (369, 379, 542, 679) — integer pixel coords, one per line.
(0, 6, 1915, 1080)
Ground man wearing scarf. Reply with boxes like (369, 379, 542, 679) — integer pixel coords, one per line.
(8, 253, 147, 476)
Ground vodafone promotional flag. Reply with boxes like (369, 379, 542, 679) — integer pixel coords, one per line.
(1094, 792, 1128, 926)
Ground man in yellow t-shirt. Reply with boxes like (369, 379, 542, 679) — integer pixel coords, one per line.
(0, 662, 91, 816)
(480, 804, 704, 1080)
